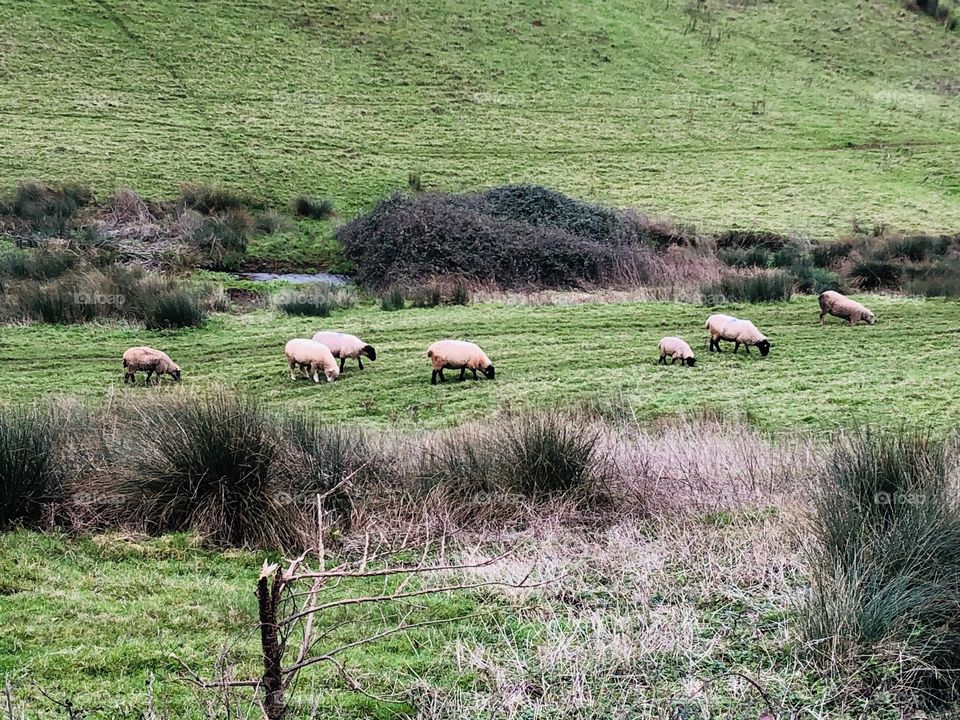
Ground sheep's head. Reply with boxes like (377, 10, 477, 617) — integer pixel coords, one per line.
(756, 340, 771, 356)
(865, 312, 877, 325)
(362, 345, 377, 361)
(171, 368, 182, 382)
(483, 364, 496, 380)
(325, 366, 340, 383)
(685, 357, 696, 367)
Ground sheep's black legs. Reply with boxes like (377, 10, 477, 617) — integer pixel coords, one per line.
(733, 342, 740, 354)
(472, 368, 478, 380)
(459, 367, 466, 381)
(744, 344, 751, 355)
(357, 357, 364, 370)
(671, 357, 677, 365)
(145, 370, 154, 384)
(431, 369, 446, 385)
(658, 355, 665, 365)
(819, 311, 826, 324)
(339, 357, 345, 373)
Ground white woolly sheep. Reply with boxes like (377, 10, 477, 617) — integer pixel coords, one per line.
(426, 340, 495, 385)
(284, 339, 340, 383)
(311, 331, 376, 372)
(818, 290, 876, 326)
(122, 346, 181, 384)
(658, 337, 696, 367)
(705, 314, 770, 356)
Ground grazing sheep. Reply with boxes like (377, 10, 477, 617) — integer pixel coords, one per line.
(284, 339, 340, 383)
(818, 290, 876, 326)
(706, 314, 770, 356)
(658, 337, 696, 367)
(311, 331, 376, 372)
(426, 340, 495, 385)
(122, 346, 181, 385)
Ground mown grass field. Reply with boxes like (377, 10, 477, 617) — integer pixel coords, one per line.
(1, 294, 958, 431)
(2, 1, 960, 238)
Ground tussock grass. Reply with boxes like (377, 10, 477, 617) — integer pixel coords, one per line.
(0, 404, 70, 529)
(291, 194, 335, 220)
(803, 430, 960, 706)
(275, 283, 355, 317)
(110, 390, 303, 549)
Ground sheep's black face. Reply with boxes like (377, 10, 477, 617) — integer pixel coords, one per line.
(483, 365, 496, 380)
(172, 370, 182, 382)
(686, 357, 696, 367)
(363, 345, 377, 360)
(757, 340, 770, 357)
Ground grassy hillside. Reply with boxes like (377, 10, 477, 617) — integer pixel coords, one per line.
(2, 1, 960, 237)
(2, 295, 959, 431)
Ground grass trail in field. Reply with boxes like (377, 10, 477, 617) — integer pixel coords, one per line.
(1, 1, 959, 236)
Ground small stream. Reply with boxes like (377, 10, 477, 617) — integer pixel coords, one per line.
(234, 272, 350, 285)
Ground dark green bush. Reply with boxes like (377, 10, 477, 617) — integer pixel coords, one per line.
(138, 284, 207, 330)
(450, 280, 471, 305)
(255, 211, 295, 235)
(117, 391, 301, 549)
(285, 417, 371, 525)
(379, 287, 406, 311)
(180, 184, 258, 214)
(715, 230, 789, 251)
(718, 246, 771, 268)
(903, 259, 960, 297)
(501, 414, 600, 498)
(410, 284, 442, 308)
(0, 405, 68, 528)
(276, 284, 354, 317)
(188, 209, 252, 270)
(791, 262, 845, 294)
(292, 194, 335, 220)
(7, 181, 93, 236)
(701, 272, 794, 304)
(335, 186, 674, 289)
(847, 259, 901, 290)
(802, 430, 960, 704)
(811, 240, 855, 268)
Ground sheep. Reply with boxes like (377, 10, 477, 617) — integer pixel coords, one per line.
(705, 313, 770, 356)
(818, 290, 876, 326)
(311, 331, 376, 372)
(426, 340, 495, 385)
(658, 337, 696, 367)
(284, 339, 340, 383)
(122, 346, 181, 385)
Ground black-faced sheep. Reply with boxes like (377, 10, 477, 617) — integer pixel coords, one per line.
(706, 314, 770, 356)
(426, 340, 495, 385)
(311, 331, 376, 372)
(284, 339, 340, 383)
(658, 337, 696, 367)
(122, 346, 181, 384)
(818, 291, 876, 326)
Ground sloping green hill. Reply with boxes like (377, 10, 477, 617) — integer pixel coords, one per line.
(1, 0, 959, 237)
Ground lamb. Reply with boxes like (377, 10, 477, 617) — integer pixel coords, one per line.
(426, 340, 495, 385)
(705, 313, 770, 356)
(818, 290, 876, 326)
(284, 339, 340, 383)
(658, 337, 696, 367)
(122, 346, 181, 384)
(311, 331, 376, 372)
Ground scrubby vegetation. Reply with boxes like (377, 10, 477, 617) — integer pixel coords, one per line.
(336, 185, 684, 289)
(0, 249, 214, 328)
(803, 430, 960, 705)
(275, 283, 355, 317)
